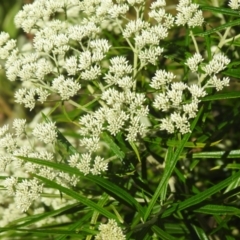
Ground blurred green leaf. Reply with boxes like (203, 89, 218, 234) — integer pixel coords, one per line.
(102, 132, 125, 160)
(193, 150, 240, 159)
(201, 92, 240, 101)
(194, 204, 240, 215)
(196, 19, 240, 36)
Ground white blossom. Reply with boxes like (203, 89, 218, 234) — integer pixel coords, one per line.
(81, 66, 101, 80)
(108, 4, 129, 18)
(12, 119, 26, 137)
(96, 219, 126, 240)
(175, 1, 204, 28)
(91, 156, 108, 175)
(32, 122, 57, 144)
(52, 75, 81, 100)
(188, 84, 207, 99)
(183, 101, 199, 119)
(153, 93, 170, 111)
(123, 19, 150, 38)
(80, 136, 100, 152)
(4, 177, 18, 195)
(35, 58, 53, 80)
(89, 39, 111, 53)
(76, 153, 91, 175)
(150, 70, 176, 89)
(0, 133, 18, 153)
(228, 0, 240, 9)
(0, 32, 10, 46)
(150, 0, 166, 9)
(64, 56, 78, 75)
(0, 124, 9, 137)
(139, 46, 163, 65)
(185, 53, 204, 72)
(15, 178, 43, 212)
(207, 75, 230, 91)
(68, 22, 100, 41)
(202, 53, 230, 75)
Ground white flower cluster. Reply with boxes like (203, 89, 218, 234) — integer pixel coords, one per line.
(153, 50, 230, 134)
(0, 119, 78, 211)
(151, 70, 207, 134)
(0, 0, 233, 226)
(228, 0, 240, 9)
(175, 0, 204, 27)
(4, 178, 43, 212)
(95, 219, 126, 240)
(186, 53, 230, 91)
(14, 0, 80, 33)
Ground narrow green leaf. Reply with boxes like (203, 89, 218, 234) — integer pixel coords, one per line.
(6, 202, 80, 228)
(144, 137, 221, 148)
(223, 69, 240, 78)
(226, 163, 240, 169)
(35, 175, 117, 220)
(192, 224, 208, 240)
(196, 19, 240, 36)
(201, 92, 240, 101)
(0, 228, 96, 236)
(18, 156, 144, 217)
(129, 141, 141, 162)
(87, 175, 145, 217)
(143, 106, 203, 221)
(161, 171, 240, 218)
(193, 149, 240, 159)
(200, 6, 240, 17)
(55, 211, 93, 240)
(164, 223, 189, 235)
(102, 132, 125, 160)
(194, 204, 240, 215)
(151, 225, 177, 240)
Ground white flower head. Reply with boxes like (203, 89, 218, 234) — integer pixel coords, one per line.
(185, 53, 204, 72)
(15, 178, 43, 212)
(0, 124, 9, 137)
(228, 0, 240, 9)
(12, 119, 26, 137)
(108, 4, 129, 18)
(96, 219, 126, 240)
(150, 70, 176, 89)
(175, 1, 204, 28)
(32, 121, 57, 144)
(52, 75, 81, 100)
(4, 177, 18, 195)
(208, 75, 230, 91)
(91, 156, 108, 175)
(0, 32, 10, 46)
(202, 53, 230, 76)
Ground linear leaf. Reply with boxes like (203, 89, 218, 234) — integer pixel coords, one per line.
(151, 225, 177, 240)
(194, 204, 240, 215)
(35, 175, 117, 220)
(201, 92, 240, 101)
(18, 156, 144, 217)
(161, 171, 240, 218)
(143, 106, 203, 221)
(200, 6, 240, 17)
(193, 150, 240, 159)
(102, 132, 125, 160)
(192, 224, 208, 240)
(87, 175, 145, 217)
(196, 19, 240, 36)
(223, 69, 240, 78)
(6, 202, 80, 228)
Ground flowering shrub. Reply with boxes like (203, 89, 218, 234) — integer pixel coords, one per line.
(1, 0, 240, 239)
